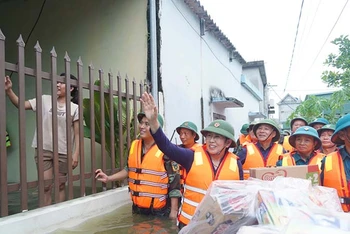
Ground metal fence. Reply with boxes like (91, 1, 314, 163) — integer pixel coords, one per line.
(0, 30, 146, 217)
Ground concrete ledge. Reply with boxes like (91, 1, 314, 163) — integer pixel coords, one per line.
(0, 187, 130, 234)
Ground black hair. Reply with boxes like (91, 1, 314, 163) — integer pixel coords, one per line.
(60, 73, 79, 104)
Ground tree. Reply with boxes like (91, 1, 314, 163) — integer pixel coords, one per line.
(322, 35, 350, 88)
(288, 35, 350, 124)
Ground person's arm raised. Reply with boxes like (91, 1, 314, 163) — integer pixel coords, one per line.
(5, 76, 32, 110)
(140, 92, 159, 133)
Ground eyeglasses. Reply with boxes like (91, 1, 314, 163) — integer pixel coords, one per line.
(205, 133, 225, 142)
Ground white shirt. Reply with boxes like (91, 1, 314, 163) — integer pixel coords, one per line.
(28, 95, 79, 154)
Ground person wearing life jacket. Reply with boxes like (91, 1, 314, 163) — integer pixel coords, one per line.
(237, 119, 284, 179)
(6, 131, 11, 147)
(95, 112, 181, 218)
(278, 130, 291, 144)
(235, 121, 259, 155)
(236, 123, 249, 146)
(320, 114, 350, 212)
(244, 121, 258, 145)
(140, 92, 243, 230)
(276, 126, 324, 169)
(176, 121, 201, 150)
(317, 124, 337, 155)
(175, 121, 201, 194)
(283, 117, 308, 152)
(309, 117, 329, 130)
(234, 123, 249, 154)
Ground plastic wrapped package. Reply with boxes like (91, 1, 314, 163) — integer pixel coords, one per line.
(179, 180, 267, 234)
(237, 225, 282, 234)
(270, 176, 342, 212)
(237, 216, 350, 234)
(179, 177, 346, 234)
(256, 177, 343, 226)
(307, 184, 343, 212)
(283, 212, 350, 233)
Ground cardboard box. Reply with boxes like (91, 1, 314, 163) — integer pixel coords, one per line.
(249, 165, 320, 185)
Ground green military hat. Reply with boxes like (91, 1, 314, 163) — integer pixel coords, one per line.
(240, 123, 250, 135)
(176, 121, 199, 141)
(317, 124, 335, 137)
(289, 126, 321, 150)
(137, 112, 164, 128)
(290, 117, 308, 130)
(309, 117, 329, 128)
(283, 130, 291, 136)
(253, 119, 281, 142)
(201, 119, 236, 148)
(331, 114, 350, 144)
(248, 120, 259, 131)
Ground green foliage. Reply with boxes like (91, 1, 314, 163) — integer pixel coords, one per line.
(288, 95, 332, 124)
(83, 79, 136, 168)
(322, 35, 350, 88)
(288, 35, 350, 124)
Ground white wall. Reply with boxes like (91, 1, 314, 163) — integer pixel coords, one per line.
(159, 0, 262, 141)
(243, 67, 264, 92)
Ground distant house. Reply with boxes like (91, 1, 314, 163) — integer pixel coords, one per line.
(278, 94, 301, 129)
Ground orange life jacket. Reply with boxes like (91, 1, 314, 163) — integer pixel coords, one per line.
(178, 146, 240, 225)
(279, 152, 296, 166)
(323, 151, 350, 212)
(242, 135, 252, 146)
(279, 151, 325, 169)
(283, 136, 294, 152)
(309, 152, 325, 170)
(243, 142, 283, 179)
(128, 139, 168, 210)
(180, 143, 202, 193)
(239, 134, 247, 145)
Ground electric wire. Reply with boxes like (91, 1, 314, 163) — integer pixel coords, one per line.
(294, 0, 321, 68)
(283, 0, 305, 92)
(9, 0, 47, 77)
(269, 85, 296, 111)
(302, 0, 349, 81)
(304, 0, 322, 43)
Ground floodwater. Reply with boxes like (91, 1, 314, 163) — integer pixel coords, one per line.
(51, 203, 179, 234)
(7, 187, 99, 215)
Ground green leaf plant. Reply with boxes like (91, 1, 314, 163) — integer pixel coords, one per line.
(83, 79, 136, 170)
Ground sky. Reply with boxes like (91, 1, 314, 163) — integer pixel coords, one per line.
(199, 0, 350, 109)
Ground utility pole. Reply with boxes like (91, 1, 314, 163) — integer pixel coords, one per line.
(266, 83, 277, 119)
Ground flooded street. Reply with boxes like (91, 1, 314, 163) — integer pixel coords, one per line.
(51, 203, 178, 234)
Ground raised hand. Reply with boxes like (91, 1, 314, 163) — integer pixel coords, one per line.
(140, 92, 159, 131)
(4, 76, 12, 91)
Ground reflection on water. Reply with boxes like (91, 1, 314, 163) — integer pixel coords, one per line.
(7, 187, 38, 215)
(7, 187, 100, 215)
(51, 204, 179, 234)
